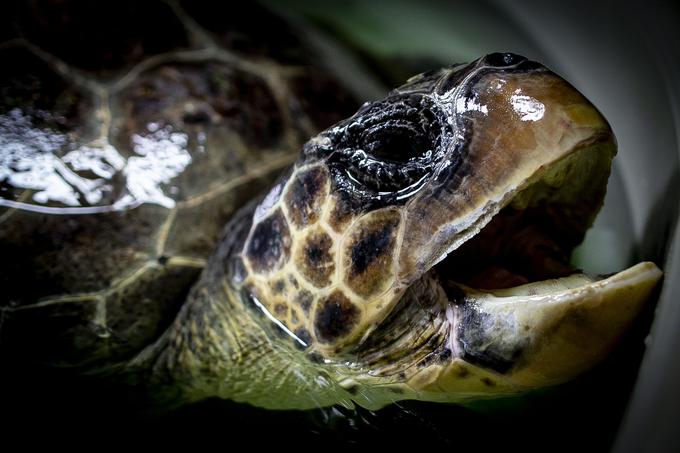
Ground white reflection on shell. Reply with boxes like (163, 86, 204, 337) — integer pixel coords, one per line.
(0, 109, 192, 213)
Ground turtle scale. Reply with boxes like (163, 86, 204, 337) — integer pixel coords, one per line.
(294, 225, 335, 288)
(341, 208, 402, 299)
(232, 160, 406, 355)
(0, 0, 359, 369)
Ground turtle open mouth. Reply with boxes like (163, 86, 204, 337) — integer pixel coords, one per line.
(434, 202, 577, 292)
(352, 141, 662, 400)
(418, 137, 612, 299)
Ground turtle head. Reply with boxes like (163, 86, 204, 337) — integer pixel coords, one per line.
(310, 51, 617, 289)
(233, 53, 661, 409)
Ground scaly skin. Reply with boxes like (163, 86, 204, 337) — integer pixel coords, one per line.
(131, 53, 662, 411)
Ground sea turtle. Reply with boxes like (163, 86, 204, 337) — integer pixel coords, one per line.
(0, 2, 662, 412)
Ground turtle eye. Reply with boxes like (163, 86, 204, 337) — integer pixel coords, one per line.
(327, 94, 449, 198)
(484, 52, 526, 67)
(344, 147, 432, 194)
(344, 126, 438, 194)
(362, 124, 433, 163)
(372, 134, 420, 161)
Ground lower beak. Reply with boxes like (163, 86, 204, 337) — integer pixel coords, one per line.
(412, 262, 662, 397)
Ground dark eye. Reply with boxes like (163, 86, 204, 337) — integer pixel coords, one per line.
(362, 125, 432, 163)
(328, 94, 450, 199)
(485, 52, 526, 67)
(344, 149, 431, 195)
(348, 120, 439, 193)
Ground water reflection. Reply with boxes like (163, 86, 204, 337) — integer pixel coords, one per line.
(0, 109, 192, 213)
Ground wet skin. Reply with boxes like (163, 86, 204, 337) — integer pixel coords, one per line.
(135, 53, 661, 410)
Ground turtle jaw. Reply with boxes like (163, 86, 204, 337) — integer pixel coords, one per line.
(386, 139, 664, 400)
(418, 262, 662, 398)
(346, 139, 663, 406)
(342, 260, 661, 410)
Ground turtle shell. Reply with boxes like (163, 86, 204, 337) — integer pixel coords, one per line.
(0, 0, 359, 370)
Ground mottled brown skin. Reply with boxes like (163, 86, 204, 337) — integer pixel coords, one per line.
(225, 55, 615, 363)
(128, 53, 661, 412)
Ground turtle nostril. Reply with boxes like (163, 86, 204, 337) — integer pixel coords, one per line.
(485, 52, 526, 67)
